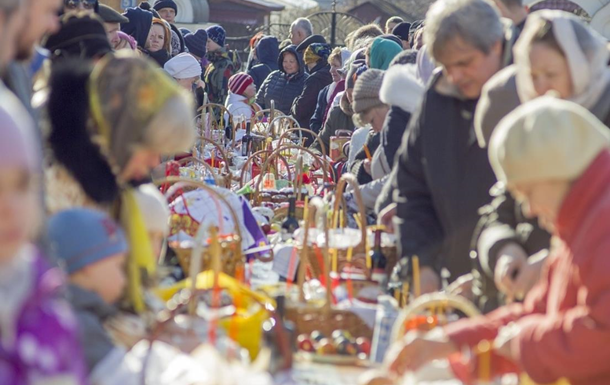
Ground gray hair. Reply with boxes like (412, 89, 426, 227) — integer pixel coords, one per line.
(0, 0, 21, 15)
(424, 0, 503, 61)
(291, 17, 313, 37)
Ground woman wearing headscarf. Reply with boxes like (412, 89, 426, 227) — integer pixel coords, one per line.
(256, 45, 308, 115)
(143, 17, 172, 66)
(248, 35, 280, 90)
(469, 11, 607, 314)
(367, 36, 403, 70)
(46, 51, 195, 312)
(291, 43, 333, 145)
(309, 47, 351, 136)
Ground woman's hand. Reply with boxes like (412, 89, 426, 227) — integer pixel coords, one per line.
(385, 332, 458, 376)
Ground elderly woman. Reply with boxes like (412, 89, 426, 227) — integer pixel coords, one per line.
(382, 96, 610, 385)
(309, 47, 351, 136)
(469, 10, 609, 311)
(256, 45, 308, 115)
(46, 52, 195, 312)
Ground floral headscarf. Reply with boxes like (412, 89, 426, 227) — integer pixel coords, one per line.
(304, 43, 332, 65)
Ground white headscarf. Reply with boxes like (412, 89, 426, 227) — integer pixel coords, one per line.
(164, 52, 202, 80)
(514, 10, 610, 110)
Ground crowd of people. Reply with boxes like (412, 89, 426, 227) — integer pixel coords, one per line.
(2, 0, 610, 383)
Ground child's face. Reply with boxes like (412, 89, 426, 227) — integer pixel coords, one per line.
(80, 253, 127, 304)
(0, 167, 38, 262)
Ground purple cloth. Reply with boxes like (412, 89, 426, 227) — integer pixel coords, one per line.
(0, 252, 88, 385)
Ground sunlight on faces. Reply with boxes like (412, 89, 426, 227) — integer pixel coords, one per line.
(120, 147, 161, 183)
(206, 39, 221, 52)
(71, 253, 127, 304)
(175, 76, 200, 91)
(289, 26, 306, 46)
(158, 8, 175, 24)
(529, 43, 573, 99)
(146, 23, 165, 53)
(104, 22, 120, 48)
(436, 36, 502, 99)
(282, 52, 299, 75)
(330, 59, 342, 83)
(243, 82, 257, 98)
(16, 0, 62, 60)
(0, 168, 39, 262)
(358, 105, 389, 132)
(509, 180, 571, 232)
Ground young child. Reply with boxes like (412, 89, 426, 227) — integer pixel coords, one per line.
(204, 25, 235, 104)
(0, 88, 87, 384)
(48, 208, 129, 378)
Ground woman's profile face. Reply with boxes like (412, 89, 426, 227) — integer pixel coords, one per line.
(529, 42, 573, 99)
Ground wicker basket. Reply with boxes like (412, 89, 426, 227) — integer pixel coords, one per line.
(285, 197, 374, 340)
(155, 177, 244, 278)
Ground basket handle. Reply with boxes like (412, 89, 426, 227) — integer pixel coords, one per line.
(298, 197, 333, 310)
(277, 127, 327, 157)
(332, 174, 368, 254)
(238, 149, 292, 189)
(253, 145, 332, 205)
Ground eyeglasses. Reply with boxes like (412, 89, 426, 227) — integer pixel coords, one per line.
(64, 0, 97, 10)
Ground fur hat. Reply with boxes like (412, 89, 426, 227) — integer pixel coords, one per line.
(489, 96, 610, 185)
(44, 13, 111, 59)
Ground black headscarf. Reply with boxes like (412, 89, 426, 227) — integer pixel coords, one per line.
(121, 7, 153, 48)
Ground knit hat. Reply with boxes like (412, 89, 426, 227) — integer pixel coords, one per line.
(0, 90, 38, 172)
(228, 73, 254, 95)
(164, 52, 202, 79)
(346, 59, 367, 89)
(392, 22, 411, 41)
(98, 4, 129, 23)
(184, 29, 207, 58)
(48, 208, 128, 274)
(489, 96, 610, 185)
(304, 42, 331, 65)
(352, 68, 385, 114)
(153, 0, 177, 15)
(44, 13, 112, 59)
(380, 34, 403, 48)
(206, 25, 226, 48)
(133, 184, 170, 235)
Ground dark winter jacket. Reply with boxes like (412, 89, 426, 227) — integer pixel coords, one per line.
(350, 131, 380, 186)
(248, 36, 280, 90)
(256, 45, 308, 115)
(291, 60, 333, 144)
(310, 96, 355, 155)
(392, 71, 498, 281)
(309, 84, 330, 135)
(204, 49, 236, 105)
(471, 183, 551, 313)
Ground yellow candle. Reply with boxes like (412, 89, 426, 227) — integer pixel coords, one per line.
(413, 255, 421, 298)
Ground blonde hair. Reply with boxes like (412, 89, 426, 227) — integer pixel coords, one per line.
(328, 47, 342, 65)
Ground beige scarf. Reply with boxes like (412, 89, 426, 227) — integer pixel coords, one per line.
(514, 10, 610, 110)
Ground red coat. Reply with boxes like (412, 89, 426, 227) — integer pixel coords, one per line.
(445, 150, 610, 385)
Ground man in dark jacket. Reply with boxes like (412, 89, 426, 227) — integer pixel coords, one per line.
(256, 45, 308, 115)
(248, 35, 279, 90)
(292, 43, 333, 145)
(388, 0, 517, 292)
